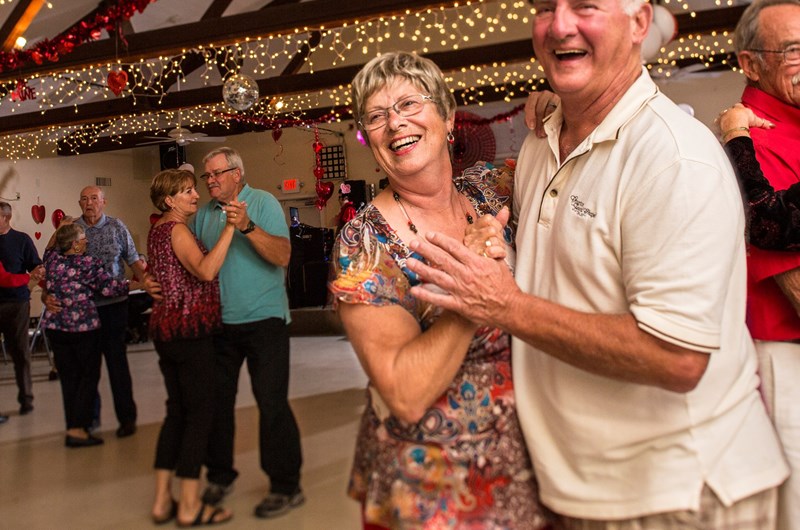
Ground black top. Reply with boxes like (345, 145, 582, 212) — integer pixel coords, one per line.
(725, 135, 800, 252)
(0, 228, 42, 301)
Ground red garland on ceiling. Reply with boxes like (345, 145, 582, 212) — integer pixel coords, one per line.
(0, 0, 156, 74)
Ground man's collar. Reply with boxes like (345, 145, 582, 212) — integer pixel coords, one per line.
(81, 213, 107, 227)
(213, 183, 251, 209)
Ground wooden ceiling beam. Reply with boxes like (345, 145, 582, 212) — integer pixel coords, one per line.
(5, 39, 534, 137)
(0, 0, 45, 52)
(2, 0, 456, 82)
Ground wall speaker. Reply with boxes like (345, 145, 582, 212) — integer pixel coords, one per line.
(160, 144, 186, 170)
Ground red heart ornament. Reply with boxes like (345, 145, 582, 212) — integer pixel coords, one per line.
(51, 209, 65, 228)
(31, 204, 45, 224)
(314, 198, 328, 210)
(35, 232, 42, 240)
(107, 70, 128, 96)
(272, 127, 282, 142)
(313, 141, 324, 153)
(150, 213, 162, 225)
(313, 166, 325, 179)
(316, 181, 334, 201)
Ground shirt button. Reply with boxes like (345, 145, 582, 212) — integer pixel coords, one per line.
(549, 189, 558, 197)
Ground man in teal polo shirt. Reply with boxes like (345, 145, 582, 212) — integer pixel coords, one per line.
(192, 147, 303, 519)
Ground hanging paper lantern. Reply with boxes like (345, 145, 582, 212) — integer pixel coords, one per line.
(222, 74, 259, 111)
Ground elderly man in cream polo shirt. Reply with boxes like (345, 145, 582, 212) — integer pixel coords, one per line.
(405, 0, 789, 527)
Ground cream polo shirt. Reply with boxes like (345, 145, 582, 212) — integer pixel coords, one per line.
(512, 69, 788, 519)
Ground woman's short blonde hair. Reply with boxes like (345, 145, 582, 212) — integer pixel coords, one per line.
(55, 223, 84, 253)
(150, 169, 196, 212)
(351, 51, 456, 137)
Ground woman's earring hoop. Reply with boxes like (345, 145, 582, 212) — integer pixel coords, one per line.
(447, 131, 455, 144)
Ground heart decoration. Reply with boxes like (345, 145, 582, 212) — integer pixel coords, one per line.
(313, 141, 324, 153)
(107, 70, 128, 96)
(51, 209, 65, 228)
(34, 232, 41, 240)
(314, 198, 328, 211)
(272, 127, 282, 142)
(31, 204, 45, 224)
(150, 213, 162, 225)
(316, 180, 334, 201)
(313, 166, 325, 179)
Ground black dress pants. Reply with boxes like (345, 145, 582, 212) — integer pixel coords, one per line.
(0, 300, 33, 407)
(205, 318, 303, 495)
(97, 301, 137, 425)
(47, 329, 101, 430)
(153, 337, 216, 479)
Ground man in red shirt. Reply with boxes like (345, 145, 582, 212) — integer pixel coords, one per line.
(734, 1, 800, 528)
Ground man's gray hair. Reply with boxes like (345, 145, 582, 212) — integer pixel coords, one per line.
(202, 147, 245, 180)
(0, 201, 11, 217)
(734, 0, 800, 53)
(621, 0, 648, 16)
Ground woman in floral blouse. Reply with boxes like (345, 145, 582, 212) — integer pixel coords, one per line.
(146, 168, 235, 526)
(43, 223, 129, 448)
(329, 52, 547, 530)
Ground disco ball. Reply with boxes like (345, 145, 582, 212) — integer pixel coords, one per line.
(222, 74, 259, 111)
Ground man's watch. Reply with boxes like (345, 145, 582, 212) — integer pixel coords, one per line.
(240, 220, 256, 234)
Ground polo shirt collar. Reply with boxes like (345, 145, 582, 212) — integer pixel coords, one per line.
(543, 67, 659, 152)
(213, 183, 253, 210)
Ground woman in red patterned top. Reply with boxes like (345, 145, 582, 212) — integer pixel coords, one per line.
(147, 168, 235, 526)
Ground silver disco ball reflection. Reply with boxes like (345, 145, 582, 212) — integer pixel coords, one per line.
(222, 74, 259, 111)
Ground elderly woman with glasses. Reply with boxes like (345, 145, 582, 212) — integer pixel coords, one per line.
(329, 51, 547, 529)
(42, 224, 129, 448)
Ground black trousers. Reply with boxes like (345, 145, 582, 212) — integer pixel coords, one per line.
(205, 318, 303, 495)
(0, 300, 33, 407)
(47, 329, 101, 430)
(153, 337, 216, 479)
(97, 301, 137, 425)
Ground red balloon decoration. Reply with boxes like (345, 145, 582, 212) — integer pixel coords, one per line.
(107, 70, 128, 96)
(311, 125, 330, 208)
(315, 181, 334, 201)
(31, 204, 45, 224)
(51, 209, 65, 228)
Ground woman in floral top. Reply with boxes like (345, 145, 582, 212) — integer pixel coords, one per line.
(43, 223, 129, 448)
(146, 168, 235, 526)
(329, 52, 547, 530)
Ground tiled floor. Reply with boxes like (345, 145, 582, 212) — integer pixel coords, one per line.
(0, 335, 368, 529)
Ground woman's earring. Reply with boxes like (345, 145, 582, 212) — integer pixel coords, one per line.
(447, 131, 455, 144)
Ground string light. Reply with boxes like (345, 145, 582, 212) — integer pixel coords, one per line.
(0, 0, 736, 160)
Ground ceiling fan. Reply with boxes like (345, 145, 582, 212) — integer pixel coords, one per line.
(137, 76, 226, 147)
(138, 126, 227, 147)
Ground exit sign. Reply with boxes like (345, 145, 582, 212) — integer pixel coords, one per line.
(281, 178, 300, 194)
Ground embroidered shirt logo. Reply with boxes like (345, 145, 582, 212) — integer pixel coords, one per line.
(570, 195, 596, 218)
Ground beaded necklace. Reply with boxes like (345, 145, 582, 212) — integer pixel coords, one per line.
(392, 185, 474, 234)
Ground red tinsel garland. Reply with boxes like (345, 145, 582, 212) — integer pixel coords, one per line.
(0, 0, 156, 74)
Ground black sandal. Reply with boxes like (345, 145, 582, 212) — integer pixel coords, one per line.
(177, 503, 232, 527)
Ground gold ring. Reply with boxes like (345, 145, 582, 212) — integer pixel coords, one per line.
(482, 250, 489, 258)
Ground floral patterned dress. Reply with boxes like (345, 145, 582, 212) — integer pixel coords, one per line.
(330, 162, 547, 530)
